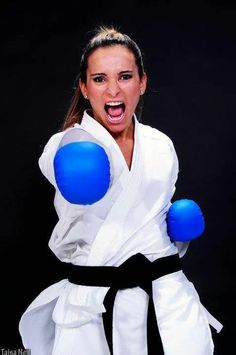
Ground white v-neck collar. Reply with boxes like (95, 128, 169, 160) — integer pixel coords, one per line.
(78, 110, 139, 173)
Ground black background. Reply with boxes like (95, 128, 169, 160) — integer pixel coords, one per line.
(0, 0, 235, 353)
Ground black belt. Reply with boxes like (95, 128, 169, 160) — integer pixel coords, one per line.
(61, 253, 182, 355)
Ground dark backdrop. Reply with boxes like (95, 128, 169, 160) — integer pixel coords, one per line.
(0, 0, 235, 353)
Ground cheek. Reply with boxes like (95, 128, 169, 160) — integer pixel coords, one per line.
(128, 86, 141, 105)
(126, 81, 141, 95)
(87, 87, 104, 105)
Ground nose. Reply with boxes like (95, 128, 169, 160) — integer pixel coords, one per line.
(106, 79, 120, 97)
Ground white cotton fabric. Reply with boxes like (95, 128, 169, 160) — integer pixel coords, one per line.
(19, 111, 222, 354)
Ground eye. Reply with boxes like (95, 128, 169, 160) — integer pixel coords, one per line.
(120, 74, 132, 81)
(93, 76, 105, 83)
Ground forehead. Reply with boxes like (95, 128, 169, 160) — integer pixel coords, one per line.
(87, 45, 137, 72)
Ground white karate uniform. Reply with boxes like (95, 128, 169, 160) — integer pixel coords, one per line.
(19, 110, 222, 355)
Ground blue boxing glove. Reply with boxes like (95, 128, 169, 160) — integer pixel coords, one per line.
(167, 199, 205, 242)
(54, 141, 110, 205)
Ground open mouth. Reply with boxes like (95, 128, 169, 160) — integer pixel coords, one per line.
(104, 102, 125, 123)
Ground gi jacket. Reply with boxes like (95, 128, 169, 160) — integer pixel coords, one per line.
(19, 111, 222, 355)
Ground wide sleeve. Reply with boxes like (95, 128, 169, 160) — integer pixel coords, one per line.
(38, 131, 65, 187)
(169, 140, 190, 257)
(37, 129, 88, 219)
(38, 126, 105, 187)
(169, 140, 179, 198)
(37, 128, 98, 262)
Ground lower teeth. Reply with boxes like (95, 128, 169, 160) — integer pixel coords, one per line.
(107, 113, 124, 121)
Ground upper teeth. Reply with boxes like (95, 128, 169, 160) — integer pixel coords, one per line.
(106, 102, 123, 106)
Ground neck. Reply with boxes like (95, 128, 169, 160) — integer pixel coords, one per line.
(112, 121, 134, 143)
(85, 110, 135, 143)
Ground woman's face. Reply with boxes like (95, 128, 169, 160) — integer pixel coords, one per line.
(80, 45, 147, 138)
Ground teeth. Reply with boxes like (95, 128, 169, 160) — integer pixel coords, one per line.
(106, 101, 123, 106)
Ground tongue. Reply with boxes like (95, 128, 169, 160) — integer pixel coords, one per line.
(107, 106, 123, 117)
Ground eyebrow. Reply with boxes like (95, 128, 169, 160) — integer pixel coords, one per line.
(90, 70, 133, 77)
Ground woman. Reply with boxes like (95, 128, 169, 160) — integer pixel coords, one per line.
(19, 26, 222, 355)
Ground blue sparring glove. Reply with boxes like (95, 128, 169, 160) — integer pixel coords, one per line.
(167, 199, 205, 242)
(53, 141, 110, 205)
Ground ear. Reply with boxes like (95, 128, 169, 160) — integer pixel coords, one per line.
(79, 80, 88, 99)
(140, 72, 147, 95)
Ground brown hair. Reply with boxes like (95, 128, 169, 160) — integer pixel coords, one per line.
(62, 26, 146, 130)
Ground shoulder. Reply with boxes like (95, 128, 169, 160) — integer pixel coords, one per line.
(43, 131, 64, 150)
(138, 122, 175, 149)
(41, 127, 77, 153)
